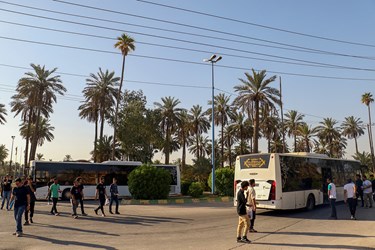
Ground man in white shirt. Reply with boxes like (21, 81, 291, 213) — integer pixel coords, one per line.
(246, 179, 257, 233)
(327, 177, 337, 219)
(344, 178, 357, 220)
(362, 175, 373, 208)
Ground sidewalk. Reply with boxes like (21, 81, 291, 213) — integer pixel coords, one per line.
(121, 196, 233, 205)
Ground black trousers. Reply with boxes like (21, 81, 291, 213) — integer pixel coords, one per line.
(109, 196, 119, 212)
(51, 198, 58, 213)
(25, 201, 35, 221)
(95, 197, 105, 214)
(77, 198, 85, 214)
(329, 198, 337, 218)
(356, 191, 364, 206)
(348, 198, 357, 217)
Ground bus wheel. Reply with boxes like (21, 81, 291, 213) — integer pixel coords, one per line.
(306, 194, 315, 210)
(62, 189, 71, 201)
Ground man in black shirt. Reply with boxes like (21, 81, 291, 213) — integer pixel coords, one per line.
(355, 174, 364, 207)
(10, 178, 30, 237)
(109, 177, 120, 214)
(1, 175, 12, 210)
(75, 177, 87, 216)
(236, 181, 251, 244)
(94, 176, 107, 217)
(24, 176, 36, 225)
(70, 181, 80, 219)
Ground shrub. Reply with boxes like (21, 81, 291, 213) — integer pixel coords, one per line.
(181, 180, 192, 195)
(188, 182, 203, 198)
(128, 164, 171, 199)
(208, 167, 235, 196)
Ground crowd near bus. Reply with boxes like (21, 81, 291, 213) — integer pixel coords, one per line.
(0, 160, 181, 237)
(234, 153, 375, 244)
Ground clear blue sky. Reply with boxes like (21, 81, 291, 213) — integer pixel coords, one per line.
(0, 0, 374, 163)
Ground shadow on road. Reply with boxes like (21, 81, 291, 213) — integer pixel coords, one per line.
(252, 242, 374, 250)
(259, 202, 375, 221)
(23, 234, 117, 250)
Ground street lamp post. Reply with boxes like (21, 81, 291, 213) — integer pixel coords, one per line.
(10, 136, 15, 174)
(204, 54, 222, 194)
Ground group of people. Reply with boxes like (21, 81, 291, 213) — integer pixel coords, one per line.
(0, 175, 122, 237)
(236, 179, 257, 244)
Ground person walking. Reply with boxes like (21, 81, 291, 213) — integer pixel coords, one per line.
(46, 178, 54, 205)
(236, 181, 251, 244)
(246, 179, 257, 233)
(24, 177, 36, 225)
(94, 176, 107, 217)
(70, 181, 80, 219)
(48, 178, 61, 216)
(344, 178, 357, 220)
(1, 175, 12, 210)
(362, 175, 373, 208)
(370, 174, 375, 202)
(327, 177, 337, 219)
(10, 178, 30, 237)
(355, 174, 364, 207)
(75, 177, 87, 216)
(109, 177, 120, 214)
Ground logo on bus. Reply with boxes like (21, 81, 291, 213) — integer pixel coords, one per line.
(244, 158, 266, 168)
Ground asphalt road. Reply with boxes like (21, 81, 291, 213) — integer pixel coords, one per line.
(0, 200, 374, 250)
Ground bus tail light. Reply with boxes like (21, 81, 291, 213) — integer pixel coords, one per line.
(267, 180, 276, 200)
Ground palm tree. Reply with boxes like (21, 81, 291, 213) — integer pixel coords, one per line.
(0, 103, 7, 124)
(316, 118, 341, 157)
(189, 135, 211, 159)
(234, 69, 280, 153)
(95, 135, 121, 162)
(112, 33, 136, 160)
(228, 110, 253, 155)
(0, 144, 8, 165)
(190, 105, 210, 159)
(341, 116, 365, 155)
(63, 155, 73, 162)
(296, 123, 317, 152)
(154, 96, 183, 164)
(361, 92, 375, 172)
(14, 63, 66, 164)
(20, 117, 55, 147)
(353, 151, 372, 173)
(284, 110, 305, 152)
(207, 93, 234, 168)
(82, 68, 119, 141)
(176, 110, 192, 172)
(78, 100, 99, 162)
(36, 153, 44, 160)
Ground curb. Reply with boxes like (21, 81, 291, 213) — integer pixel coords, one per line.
(121, 196, 233, 205)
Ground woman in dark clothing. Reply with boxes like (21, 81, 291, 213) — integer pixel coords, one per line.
(94, 176, 107, 217)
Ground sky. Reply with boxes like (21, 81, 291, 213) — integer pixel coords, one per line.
(0, 0, 375, 164)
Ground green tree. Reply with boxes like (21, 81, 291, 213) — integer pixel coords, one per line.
(341, 116, 365, 155)
(113, 33, 136, 160)
(189, 135, 211, 159)
(361, 92, 375, 173)
(13, 64, 66, 165)
(0, 145, 8, 165)
(296, 123, 317, 152)
(228, 111, 253, 155)
(36, 153, 44, 160)
(284, 110, 305, 152)
(0, 103, 7, 124)
(207, 93, 234, 168)
(176, 110, 192, 172)
(63, 155, 72, 162)
(95, 135, 121, 162)
(234, 69, 280, 153)
(117, 90, 162, 163)
(190, 105, 210, 159)
(316, 118, 341, 157)
(19, 117, 55, 147)
(154, 96, 183, 164)
(353, 151, 372, 174)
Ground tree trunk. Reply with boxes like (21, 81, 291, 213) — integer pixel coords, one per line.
(367, 106, 375, 173)
(30, 93, 43, 162)
(165, 123, 170, 164)
(94, 115, 98, 162)
(24, 109, 33, 167)
(221, 116, 224, 168)
(294, 135, 297, 152)
(112, 55, 126, 160)
(253, 100, 260, 153)
(100, 111, 105, 141)
(182, 138, 186, 173)
(354, 136, 359, 155)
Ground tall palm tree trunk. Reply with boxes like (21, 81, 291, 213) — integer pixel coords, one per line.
(294, 135, 297, 152)
(94, 116, 98, 162)
(354, 136, 359, 155)
(367, 106, 375, 173)
(24, 109, 33, 167)
(221, 117, 224, 168)
(253, 100, 260, 153)
(30, 98, 43, 162)
(181, 139, 186, 173)
(112, 55, 126, 160)
(165, 123, 170, 164)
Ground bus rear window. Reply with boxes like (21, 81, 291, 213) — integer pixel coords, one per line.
(240, 155, 270, 169)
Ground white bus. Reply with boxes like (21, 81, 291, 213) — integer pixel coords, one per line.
(234, 153, 361, 210)
(29, 160, 181, 200)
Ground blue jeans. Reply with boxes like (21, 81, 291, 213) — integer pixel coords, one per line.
(14, 205, 26, 233)
(110, 196, 119, 212)
(1, 191, 10, 209)
(329, 198, 337, 218)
